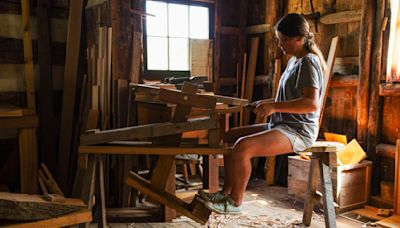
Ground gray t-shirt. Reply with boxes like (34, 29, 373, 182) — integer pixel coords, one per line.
(268, 53, 323, 147)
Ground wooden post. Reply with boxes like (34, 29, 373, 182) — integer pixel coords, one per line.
(213, 0, 221, 93)
(21, 0, 36, 111)
(367, 0, 386, 195)
(357, 0, 375, 146)
(37, 0, 56, 172)
(58, 0, 84, 192)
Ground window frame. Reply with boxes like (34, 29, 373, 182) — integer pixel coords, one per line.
(143, 0, 214, 80)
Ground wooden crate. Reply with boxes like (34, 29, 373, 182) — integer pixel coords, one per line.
(288, 155, 372, 212)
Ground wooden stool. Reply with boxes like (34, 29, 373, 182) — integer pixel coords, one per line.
(301, 141, 345, 228)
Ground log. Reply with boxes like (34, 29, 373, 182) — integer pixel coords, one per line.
(0, 192, 85, 221)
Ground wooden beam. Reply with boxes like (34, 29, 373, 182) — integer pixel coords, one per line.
(57, 0, 84, 193)
(21, 0, 36, 111)
(357, 0, 375, 145)
(319, 9, 362, 25)
(379, 83, 400, 96)
(245, 24, 271, 34)
(125, 172, 207, 224)
(330, 74, 358, 88)
(37, 0, 57, 175)
(219, 26, 239, 35)
(243, 37, 259, 126)
(367, 0, 385, 195)
(159, 89, 217, 109)
(80, 118, 219, 146)
(376, 143, 396, 158)
(0, 115, 38, 129)
(79, 144, 230, 155)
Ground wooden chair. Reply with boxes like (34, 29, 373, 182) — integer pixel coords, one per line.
(78, 82, 247, 225)
(300, 36, 340, 228)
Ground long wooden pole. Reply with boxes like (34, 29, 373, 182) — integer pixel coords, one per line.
(357, 0, 375, 147)
(367, 0, 386, 195)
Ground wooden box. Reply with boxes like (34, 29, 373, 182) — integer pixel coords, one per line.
(288, 155, 372, 212)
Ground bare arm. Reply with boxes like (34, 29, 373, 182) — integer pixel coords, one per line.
(253, 87, 319, 118)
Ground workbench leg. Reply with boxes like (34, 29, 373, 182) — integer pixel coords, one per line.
(80, 155, 96, 228)
(96, 156, 107, 227)
(318, 155, 336, 228)
(303, 159, 318, 226)
(202, 155, 219, 192)
(19, 128, 38, 193)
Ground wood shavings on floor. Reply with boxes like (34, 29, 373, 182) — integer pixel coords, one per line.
(206, 212, 303, 228)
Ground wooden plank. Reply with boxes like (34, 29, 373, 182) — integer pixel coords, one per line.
(357, 0, 375, 145)
(319, 37, 339, 126)
(125, 172, 207, 224)
(79, 144, 230, 155)
(319, 10, 362, 25)
(41, 163, 64, 196)
(37, 0, 56, 175)
(57, 0, 84, 192)
(330, 75, 358, 88)
(19, 128, 38, 193)
(367, 0, 386, 195)
(243, 37, 259, 126)
(117, 79, 129, 127)
(80, 118, 219, 145)
(219, 26, 239, 35)
(302, 159, 319, 226)
(302, 141, 345, 153)
(245, 24, 271, 34)
(394, 140, 400, 214)
(0, 115, 38, 129)
(133, 84, 249, 106)
(379, 83, 400, 96)
(159, 89, 217, 109)
(213, 0, 220, 92)
(0, 192, 85, 221)
(21, 0, 36, 111)
(376, 215, 400, 228)
(317, 155, 337, 227)
(377, 143, 396, 159)
(1, 209, 91, 228)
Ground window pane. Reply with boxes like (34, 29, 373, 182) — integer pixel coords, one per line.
(147, 37, 168, 70)
(169, 38, 189, 71)
(168, 4, 189, 38)
(146, 1, 167, 36)
(190, 6, 209, 39)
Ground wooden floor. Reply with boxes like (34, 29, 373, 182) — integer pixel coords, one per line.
(89, 178, 367, 227)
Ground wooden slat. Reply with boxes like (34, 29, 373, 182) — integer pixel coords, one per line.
(367, 0, 386, 195)
(377, 143, 396, 158)
(80, 118, 219, 145)
(319, 37, 339, 126)
(37, 0, 56, 175)
(133, 84, 249, 106)
(379, 83, 400, 96)
(243, 37, 259, 126)
(319, 10, 362, 25)
(57, 0, 84, 192)
(301, 141, 345, 153)
(0, 115, 38, 129)
(330, 74, 358, 88)
(21, 0, 36, 111)
(357, 0, 375, 146)
(125, 172, 207, 224)
(159, 89, 217, 109)
(19, 128, 38, 193)
(79, 144, 230, 155)
(376, 215, 400, 228)
(394, 140, 400, 214)
(245, 24, 271, 34)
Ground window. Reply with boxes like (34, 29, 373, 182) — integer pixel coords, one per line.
(387, 0, 400, 82)
(145, 0, 211, 77)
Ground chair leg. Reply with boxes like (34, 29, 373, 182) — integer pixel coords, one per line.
(318, 157, 336, 228)
(303, 159, 319, 226)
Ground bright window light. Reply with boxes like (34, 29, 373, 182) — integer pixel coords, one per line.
(169, 4, 189, 38)
(145, 1, 209, 71)
(147, 37, 168, 70)
(146, 1, 167, 37)
(169, 38, 189, 70)
(190, 6, 209, 39)
(387, 0, 400, 81)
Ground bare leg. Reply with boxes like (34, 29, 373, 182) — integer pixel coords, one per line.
(221, 124, 266, 195)
(229, 130, 292, 206)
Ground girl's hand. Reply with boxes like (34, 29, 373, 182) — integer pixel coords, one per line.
(254, 101, 275, 117)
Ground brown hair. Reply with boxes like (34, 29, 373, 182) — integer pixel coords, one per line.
(275, 13, 327, 74)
